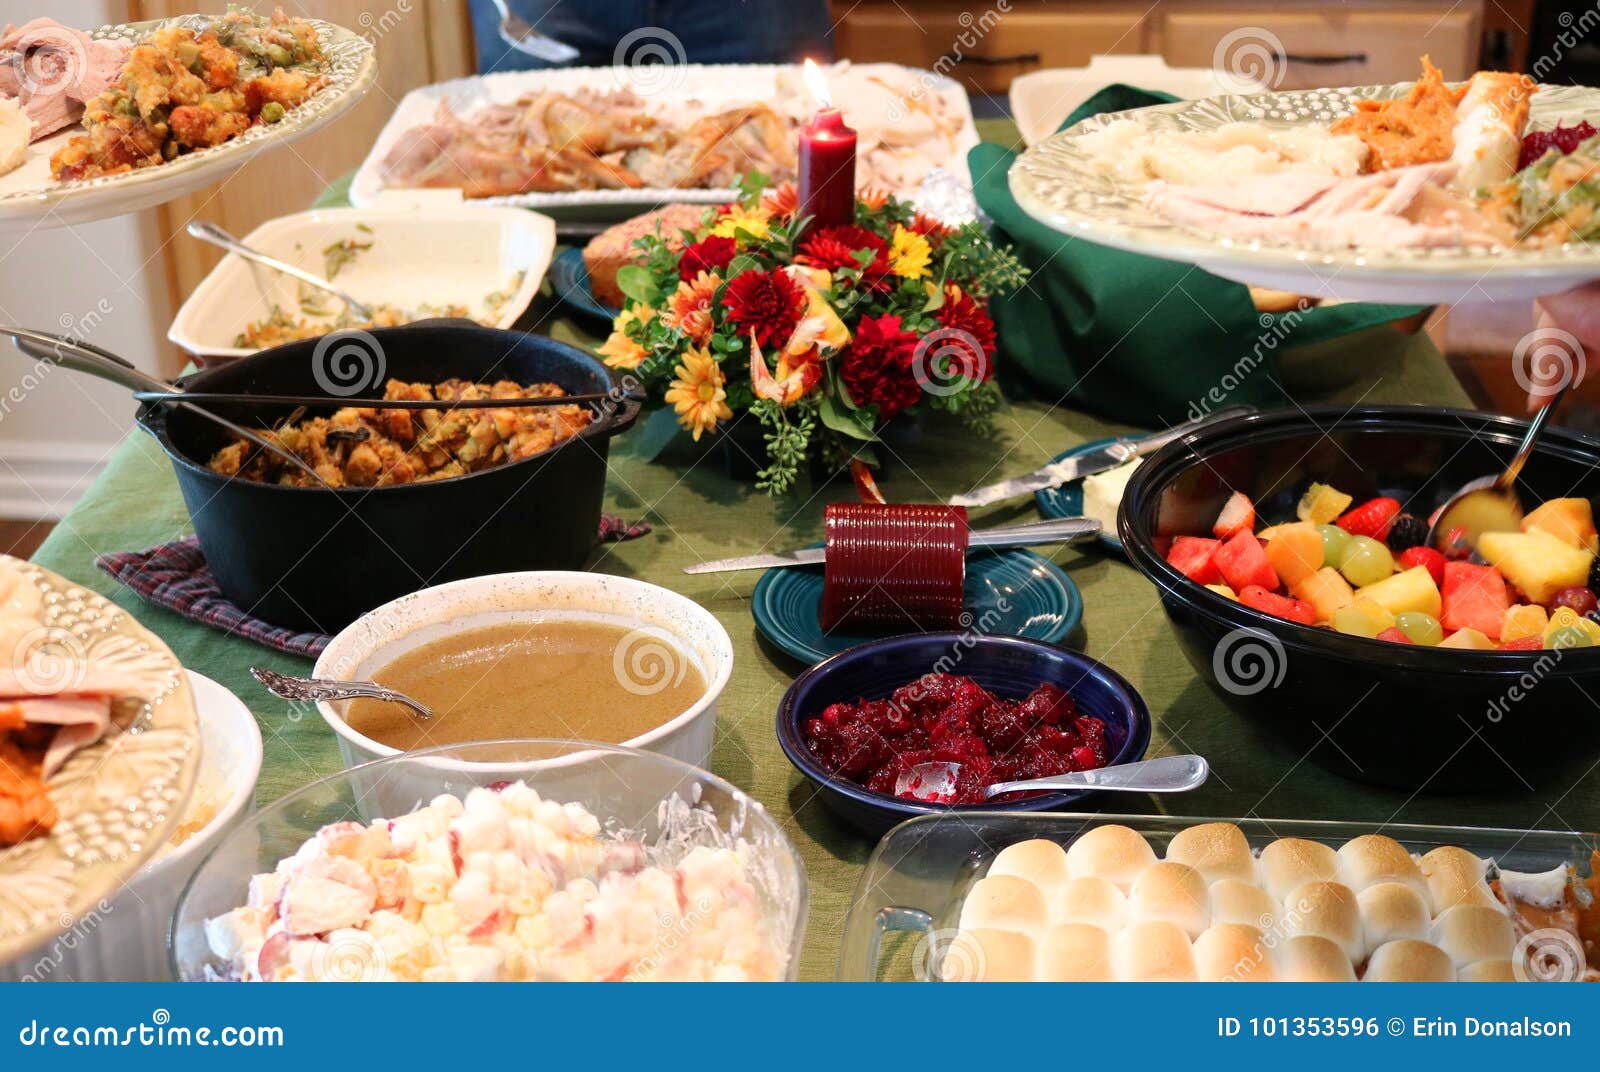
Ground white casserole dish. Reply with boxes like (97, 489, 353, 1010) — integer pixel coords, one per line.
(167, 201, 554, 363)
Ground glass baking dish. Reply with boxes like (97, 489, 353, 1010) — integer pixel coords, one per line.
(837, 811, 1598, 981)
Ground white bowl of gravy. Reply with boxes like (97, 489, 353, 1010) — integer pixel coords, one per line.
(313, 571, 732, 772)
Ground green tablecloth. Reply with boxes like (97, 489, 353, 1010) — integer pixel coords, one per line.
(33, 123, 1591, 982)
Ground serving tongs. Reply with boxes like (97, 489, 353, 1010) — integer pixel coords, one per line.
(2, 326, 337, 489)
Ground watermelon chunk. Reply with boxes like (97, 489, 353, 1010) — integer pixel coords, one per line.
(1440, 561, 1511, 641)
(1239, 585, 1317, 625)
(1212, 491, 1256, 539)
(1214, 530, 1279, 593)
(1166, 536, 1223, 585)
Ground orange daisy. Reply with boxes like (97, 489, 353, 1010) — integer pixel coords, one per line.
(663, 270, 721, 345)
(761, 181, 799, 220)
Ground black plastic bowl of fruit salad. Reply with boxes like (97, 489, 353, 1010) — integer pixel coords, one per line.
(1118, 404, 1600, 793)
(776, 633, 1151, 838)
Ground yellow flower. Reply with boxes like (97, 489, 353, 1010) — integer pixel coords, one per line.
(663, 345, 732, 441)
(595, 304, 655, 369)
(889, 224, 932, 280)
(709, 204, 772, 244)
(663, 271, 721, 346)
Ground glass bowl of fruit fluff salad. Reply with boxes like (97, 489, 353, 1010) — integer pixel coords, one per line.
(1118, 405, 1600, 794)
(171, 740, 806, 981)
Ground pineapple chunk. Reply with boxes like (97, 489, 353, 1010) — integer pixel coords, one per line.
(1500, 604, 1549, 643)
(1205, 583, 1238, 601)
(1439, 627, 1496, 650)
(1291, 567, 1355, 622)
(1523, 498, 1599, 554)
(1264, 522, 1324, 587)
(1478, 529, 1594, 605)
(1296, 482, 1353, 525)
(1353, 566, 1441, 617)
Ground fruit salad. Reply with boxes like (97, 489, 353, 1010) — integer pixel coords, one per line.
(1161, 482, 1600, 651)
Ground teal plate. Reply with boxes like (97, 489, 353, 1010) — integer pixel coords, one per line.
(548, 247, 620, 324)
(751, 548, 1083, 666)
(1034, 436, 1125, 553)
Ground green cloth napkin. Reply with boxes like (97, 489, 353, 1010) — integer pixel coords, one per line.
(971, 85, 1430, 427)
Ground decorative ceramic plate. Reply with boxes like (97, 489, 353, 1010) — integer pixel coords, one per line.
(1009, 83, 1600, 304)
(0, 558, 200, 967)
(751, 548, 1082, 666)
(548, 247, 621, 324)
(0, 15, 377, 232)
(1034, 437, 1126, 554)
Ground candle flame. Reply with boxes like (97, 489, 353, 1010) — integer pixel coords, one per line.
(802, 58, 831, 108)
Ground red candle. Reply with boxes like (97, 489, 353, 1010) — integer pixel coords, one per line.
(797, 62, 856, 234)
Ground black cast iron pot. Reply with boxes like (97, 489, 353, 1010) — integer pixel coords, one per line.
(133, 323, 639, 632)
(1118, 404, 1600, 793)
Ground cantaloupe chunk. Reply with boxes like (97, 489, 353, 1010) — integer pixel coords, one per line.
(1353, 565, 1441, 618)
(1264, 522, 1324, 587)
(1291, 567, 1355, 623)
(1478, 529, 1594, 605)
(1500, 604, 1549, 643)
(1523, 498, 1599, 554)
(1439, 628, 1495, 650)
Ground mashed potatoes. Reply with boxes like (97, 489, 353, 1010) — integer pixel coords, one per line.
(1080, 119, 1369, 186)
(0, 98, 28, 178)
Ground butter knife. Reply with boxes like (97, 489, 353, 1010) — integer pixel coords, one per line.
(948, 405, 1255, 509)
(682, 517, 1101, 575)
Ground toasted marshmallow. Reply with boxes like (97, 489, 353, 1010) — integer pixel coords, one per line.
(958, 874, 1049, 933)
(1051, 875, 1128, 932)
(1420, 846, 1499, 913)
(1357, 881, 1431, 958)
(1038, 922, 1113, 981)
(1282, 881, 1363, 963)
(1067, 825, 1157, 890)
(990, 838, 1071, 889)
(947, 927, 1035, 982)
(1430, 904, 1515, 969)
(1277, 935, 1355, 982)
(1112, 920, 1197, 981)
(1211, 878, 1280, 932)
(1129, 861, 1211, 938)
(1458, 958, 1516, 982)
(1166, 822, 1255, 884)
(1338, 834, 1424, 894)
(1260, 838, 1341, 902)
(1365, 939, 1454, 982)
(1194, 923, 1276, 982)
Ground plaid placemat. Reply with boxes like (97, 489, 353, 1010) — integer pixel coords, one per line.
(94, 515, 654, 658)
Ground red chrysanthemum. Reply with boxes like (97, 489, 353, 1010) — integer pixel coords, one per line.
(720, 268, 804, 350)
(795, 225, 889, 278)
(841, 314, 922, 419)
(936, 285, 998, 381)
(678, 235, 738, 282)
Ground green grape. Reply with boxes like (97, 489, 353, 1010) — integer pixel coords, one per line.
(1332, 602, 1389, 639)
(1394, 611, 1443, 646)
(1549, 625, 1592, 650)
(1317, 524, 1351, 567)
(1339, 536, 1394, 587)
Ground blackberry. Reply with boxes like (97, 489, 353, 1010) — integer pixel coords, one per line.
(1386, 512, 1428, 552)
(1589, 554, 1600, 595)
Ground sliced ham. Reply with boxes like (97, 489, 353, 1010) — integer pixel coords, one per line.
(0, 18, 131, 141)
(3, 696, 113, 777)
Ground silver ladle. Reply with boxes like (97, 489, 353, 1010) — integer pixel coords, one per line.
(251, 667, 434, 721)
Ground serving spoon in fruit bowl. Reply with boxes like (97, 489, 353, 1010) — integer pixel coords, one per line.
(894, 753, 1209, 804)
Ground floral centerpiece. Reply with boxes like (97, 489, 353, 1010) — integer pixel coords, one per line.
(596, 177, 1029, 493)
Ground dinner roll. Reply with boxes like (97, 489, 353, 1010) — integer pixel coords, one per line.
(1051, 875, 1128, 932)
(1429, 904, 1514, 969)
(1038, 923, 1113, 982)
(1166, 822, 1256, 884)
(1112, 920, 1197, 982)
(1194, 924, 1275, 982)
(1338, 835, 1424, 893)
(1129, 861, 1211, 938)
(946, 928, 1035, 982)
(1277, 935, 1356, 982)
(958, 874, 1049, 933)
(1364, 939, 1454, 982)
(990, 838, 1071, 889)
(1067, 825, 1157, 889)
(1458, 959, 1516, 982)
(1211, 878, 1279, 932)
(1283, 881, 1363, 963)
(1357, 881, 1431, 958)
(1420, 846, 1499, 913)
(1260, 838, 1341, 902)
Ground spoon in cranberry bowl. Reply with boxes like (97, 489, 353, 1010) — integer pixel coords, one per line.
(894, 753, 1209, 804)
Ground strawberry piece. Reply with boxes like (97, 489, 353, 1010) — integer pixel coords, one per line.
(1440, 561, 1511, 640)
(1166, 535, 1223, 585)
(1212, 491, 1257, 539)
(1335, 497, 1401, 540)
(1397, 545, 1447, 588)
(1498, 635, 1545, 651)
(1375, 627, 1414, 644)
(1238, 584, 1317, 625)
(1214, 530, 1279, 593)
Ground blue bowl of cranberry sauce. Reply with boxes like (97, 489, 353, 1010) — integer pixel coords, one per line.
(776, 633, 1152, 837)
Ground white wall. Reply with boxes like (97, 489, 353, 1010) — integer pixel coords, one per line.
(0, 0, 168, 520)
